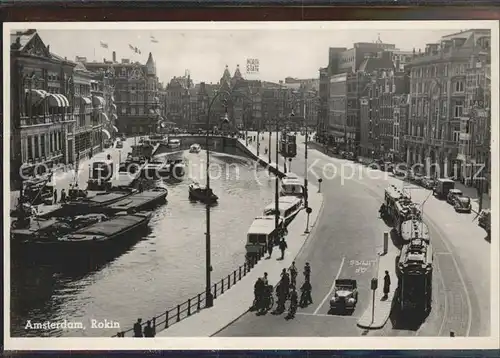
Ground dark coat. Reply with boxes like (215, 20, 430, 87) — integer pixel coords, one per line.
(383, 274, 391, 293)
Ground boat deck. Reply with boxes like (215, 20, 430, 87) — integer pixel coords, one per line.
(88, 192, 130, 204)
(74, 215, 147, 237)
(106, 190, 166, 211)
(11, 217, 59, 236)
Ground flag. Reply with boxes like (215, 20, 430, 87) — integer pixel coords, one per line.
(151, 35, 159, 43)
(135, 47, 141, 54)
(129, 44, 135, 51)
(100, 41, 109, 49)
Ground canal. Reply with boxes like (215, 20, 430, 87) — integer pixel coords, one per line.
(11, 146, 277, 337)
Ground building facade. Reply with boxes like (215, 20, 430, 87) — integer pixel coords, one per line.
(404, 29, 491, 178)
(84, 52, 159, 135)
(10, 29, 76, 189)
(458, 45, 491, 191)
(165, 74, 193, 128)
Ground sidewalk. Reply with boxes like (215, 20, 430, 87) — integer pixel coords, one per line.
(156, 141, 324, 337)
(357, 237, 399, 330)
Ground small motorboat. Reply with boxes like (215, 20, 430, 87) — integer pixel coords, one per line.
(189, 144, 201, 153)
(188, 182, 218, 203)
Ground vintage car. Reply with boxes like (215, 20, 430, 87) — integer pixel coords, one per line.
(329, 279, 358, 312)
(421, 176, 436, 190)
(478, 209, 491, 234)
(454, 196, 472, 213)
(446, 189, 463, 205)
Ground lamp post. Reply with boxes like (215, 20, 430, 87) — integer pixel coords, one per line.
(205, 89, 230, 308)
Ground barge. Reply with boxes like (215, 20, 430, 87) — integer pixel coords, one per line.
(103, 187, 168, 214)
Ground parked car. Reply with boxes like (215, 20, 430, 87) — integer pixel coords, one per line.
(446, 188, 463, 205)
(421, 176, 436, 189)
(434, 178, 455, 199)
(454, 196, 472, 213)
(413, 174, 425, 185)
(478, 209, 491, 234)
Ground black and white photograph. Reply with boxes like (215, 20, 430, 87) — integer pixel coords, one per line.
(3, 21, 498, 350)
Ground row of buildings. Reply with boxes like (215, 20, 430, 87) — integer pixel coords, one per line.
(157, 66, 319, 132)
(317, 30, 491, 190)
(9, 29, 163, 189)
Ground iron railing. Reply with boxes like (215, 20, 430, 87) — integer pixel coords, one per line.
(113, 246, 267, 337)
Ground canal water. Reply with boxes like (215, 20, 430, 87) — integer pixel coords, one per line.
(11, 149, 277, 337)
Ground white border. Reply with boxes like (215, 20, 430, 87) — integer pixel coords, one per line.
(3, 20, 499, 351)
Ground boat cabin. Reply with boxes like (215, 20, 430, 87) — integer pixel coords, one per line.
(168, 138, 181, 148)
(22, 175, 55, 205)
(263, 196, 303, 224)
(245, 216, 284, 256)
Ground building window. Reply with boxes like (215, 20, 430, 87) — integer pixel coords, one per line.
(441, 100, 448, 116)
(131, 107, 136, 115)
(454, 101, 464, 118)
(139, 107, 144, 115)
(34, 136, 39, 159)
(121, 107, 127, 115)
(454, 80, 464, 93)
(453, 131, 460, 142)
(27, 136, 33, 160)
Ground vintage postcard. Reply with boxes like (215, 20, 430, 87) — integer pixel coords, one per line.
(3, 20, 498, 350)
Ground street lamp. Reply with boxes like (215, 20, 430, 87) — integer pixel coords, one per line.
(205, 89, 230, 308)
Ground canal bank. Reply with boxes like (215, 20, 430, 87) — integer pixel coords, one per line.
(10, 148, 279, 337)
(154, 139, 324, 337)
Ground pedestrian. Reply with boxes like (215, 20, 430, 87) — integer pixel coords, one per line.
(275, 282, 286, 313)
(304, 262, 311, 281)
(289, 261, 298, 286)
(60, 189, 66, 203)
(133, 318, 143, 337)
(253, 277, 265, 310)
(286, 286, 298, 319)
(143, 320, 155, 337)
(53, 188, 58, 204)
(280, 268, 290, 292)
(300, 279, 313, 307)
(262, 272, 269, 286)
(267, 239, 273, 258)
(383, 270, 391, 300)
(279, 238, 288, 260)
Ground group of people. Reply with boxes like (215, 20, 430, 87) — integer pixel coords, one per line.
(253, 262, 313, 319)
(267, 237, 288, 260)
(133, 318, 155, 337)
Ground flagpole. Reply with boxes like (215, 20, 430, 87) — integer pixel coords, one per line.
(94, 48, 96, 61)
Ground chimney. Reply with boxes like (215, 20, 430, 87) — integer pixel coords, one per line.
(47, 45, 50, 53)
(103, 58, 106, 63)
(112, 51, 116, 63)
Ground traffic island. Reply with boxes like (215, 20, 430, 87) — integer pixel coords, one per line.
(357, 235, 399, 330)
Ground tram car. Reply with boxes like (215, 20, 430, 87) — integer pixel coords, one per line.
(393, 200, 422, 235)
(400, 219, 430, 244)
(397, 237, 433, 314)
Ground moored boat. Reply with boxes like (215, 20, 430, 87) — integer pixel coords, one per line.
(188, 182, 218, 203)
(103, 187, 168, 214)
(57, 188, 137, 216)
(56, 212, 152, 251)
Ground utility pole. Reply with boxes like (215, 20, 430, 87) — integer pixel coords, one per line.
(275, 118, 280, 232)
(304, 101, 309, 209)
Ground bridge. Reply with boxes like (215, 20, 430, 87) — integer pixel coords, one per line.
(151, 134, 254, 158)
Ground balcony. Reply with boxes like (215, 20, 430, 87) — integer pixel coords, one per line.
(404, 135, 426, 144)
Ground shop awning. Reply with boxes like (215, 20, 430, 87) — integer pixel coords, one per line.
(92, 96, 105, 107)
(48, 94, 64, 107)
(111, 103, 117, 111)
(112, 113, 118, 120)
(102, 129, 111, 140)
(26, 89, 47, 105)
(329, 131, 345, 138)
(149, 109, 155, 115)
(101, 113, 110, 122)
(112, 125, 119, 132)
(58, 94, 70, 107)
(80, 96, 92, 105)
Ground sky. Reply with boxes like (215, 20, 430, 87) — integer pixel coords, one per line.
(25, 23, 486, 84)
